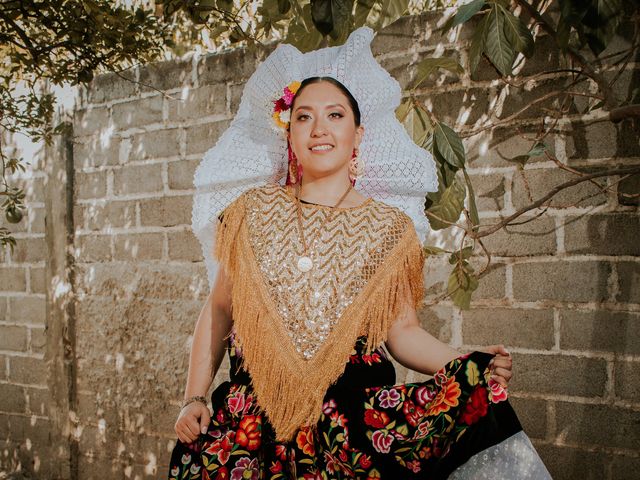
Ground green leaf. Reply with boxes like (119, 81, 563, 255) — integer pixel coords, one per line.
(449, 245, 474, 264)
(434, 122, 465, 168)
(462, 169, 480, 229)
(500, 7, 534, 58)
(285, 4, 324, 52)
(484, 4, 514, 76)
(311, 0, 353, 38)
(466, 360, 480, 385)
(506, 141, 548, 168)
(468, 13, 489, 73)
(442, 0, 486, 32)
(527, 141, 548, 158)
(447, 262, 478, 309)
(423, 245, 447, 256)
(277, 0, 291, 14)
(356, 0, 409, 30)
(426, 175, 466, 230)
(401, 103, 432, 147)
(410, 57, 464, 90)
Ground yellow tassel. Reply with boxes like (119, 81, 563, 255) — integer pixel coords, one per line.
(214, 195, 425, 442)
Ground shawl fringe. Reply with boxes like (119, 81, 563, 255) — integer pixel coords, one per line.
(213, 192, 425, 442)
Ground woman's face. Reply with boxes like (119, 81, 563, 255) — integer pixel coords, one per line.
(287, 81, 364, 181)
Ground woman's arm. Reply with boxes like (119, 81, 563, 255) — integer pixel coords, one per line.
(175, 265, 233, 443)
(385, 301, 462, 376)
(182, 265, 233, 400)
(385, 300, 513, 386)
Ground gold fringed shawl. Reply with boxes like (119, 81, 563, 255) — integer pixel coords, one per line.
(214, 184, 425, 442)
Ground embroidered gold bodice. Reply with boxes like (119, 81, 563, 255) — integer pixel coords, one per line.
(244, 184, 408, 359)
(214, 182, 425, 441)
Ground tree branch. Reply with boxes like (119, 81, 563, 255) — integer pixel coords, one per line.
(473, 166, 640, 238)
(514, 0, 618, 109)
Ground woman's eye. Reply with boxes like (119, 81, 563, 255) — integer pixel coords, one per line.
(297, 114, 309, 120)
(330, 112, 343, 118)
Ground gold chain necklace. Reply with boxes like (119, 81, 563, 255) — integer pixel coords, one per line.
(294, 182, 353, 272)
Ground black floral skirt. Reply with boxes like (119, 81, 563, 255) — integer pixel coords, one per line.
(167, 332, 551, 479)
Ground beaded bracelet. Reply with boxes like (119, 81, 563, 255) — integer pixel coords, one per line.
(181, 395, 208, 410)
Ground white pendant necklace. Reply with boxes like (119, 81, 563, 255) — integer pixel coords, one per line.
(294, 182, 353, 273)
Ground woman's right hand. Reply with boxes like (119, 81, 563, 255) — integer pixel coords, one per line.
(174, 402, 211, 444)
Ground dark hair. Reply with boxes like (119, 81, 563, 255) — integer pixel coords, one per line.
(289, 76, 361, 128)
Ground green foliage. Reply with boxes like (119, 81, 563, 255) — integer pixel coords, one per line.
(557, 0, 625, 55)
(447, 246, 478, 310)
(2, 0, 637, 310)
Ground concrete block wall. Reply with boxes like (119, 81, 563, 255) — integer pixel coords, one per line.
(0, 128, 59, 475)
(1, 11, 638, 479)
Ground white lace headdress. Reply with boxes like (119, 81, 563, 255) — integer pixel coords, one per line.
(192, 26, 438, 287)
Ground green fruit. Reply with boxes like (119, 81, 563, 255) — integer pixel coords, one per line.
(5, 207, 23, 224)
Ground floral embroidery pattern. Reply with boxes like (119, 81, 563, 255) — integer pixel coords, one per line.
(168, 336, 507, 479)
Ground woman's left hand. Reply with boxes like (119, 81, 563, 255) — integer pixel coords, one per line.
(479, 344, 512, 388)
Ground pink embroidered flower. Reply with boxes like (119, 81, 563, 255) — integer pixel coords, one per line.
(323, 398, 337, 415)
(378, 388, 401, 408)
(227, 391, 245, 414)
(488, 377, 508, 403)
(412, 420, 432, 440)
(415, 385, 436, 406)
(406, 459, 421, 473)
(230, 457, 259, 480)
(371, 429, 394, 453)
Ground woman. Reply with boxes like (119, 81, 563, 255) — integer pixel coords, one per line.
(168, 27, 551, 479)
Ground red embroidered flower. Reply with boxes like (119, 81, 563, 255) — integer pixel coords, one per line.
(364, 409, 390, 428)
(269, 460, 283, 473)
(339, 448, 349, 463)
(214, 466, 228, 480)
(235, 415, 261, 451)
(274, 443, 287, 461)
(362, 352, 382, 365)
(296, 427, 315, 455)
(427, 377, 461, 416)
(460, 385, 489, 425)
(302, 472, 323, 480)
(204, 431, 234, 464)
(371, 429, 394, 453)
(359, 454, 372, 469)
(402, 398, 425, 427)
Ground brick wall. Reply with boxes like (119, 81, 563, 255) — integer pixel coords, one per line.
(1, 11, 638, 479)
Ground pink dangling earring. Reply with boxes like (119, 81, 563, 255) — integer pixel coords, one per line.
(349, 147, 364, 186)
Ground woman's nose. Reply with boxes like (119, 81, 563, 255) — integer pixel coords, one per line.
(311, 119, 328, 136)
